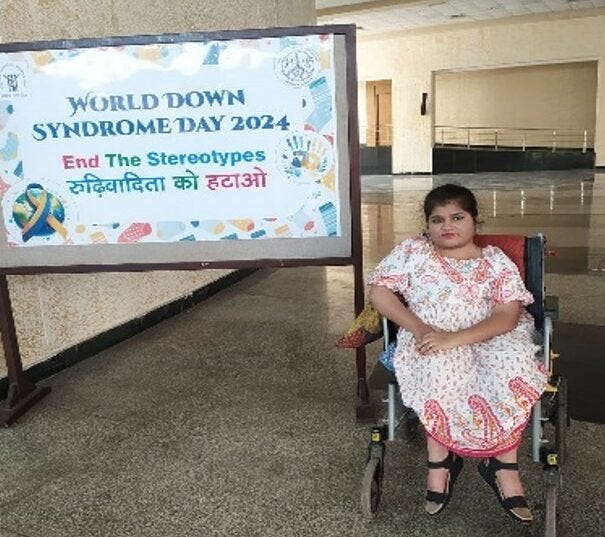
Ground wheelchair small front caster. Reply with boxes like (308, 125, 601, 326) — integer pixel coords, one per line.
(361, 427, 386, 519)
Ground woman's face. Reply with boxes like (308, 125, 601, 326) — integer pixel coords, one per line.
(426, 200, 476, 251)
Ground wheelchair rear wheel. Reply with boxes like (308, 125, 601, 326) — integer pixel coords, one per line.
(555, 376, 569, 465)
(404, 412, 420, 441)
(543, 467, 560, 537)
(361, 456, 383, 519)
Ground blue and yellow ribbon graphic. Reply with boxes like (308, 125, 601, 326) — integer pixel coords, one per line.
(19, 183, 67, 242)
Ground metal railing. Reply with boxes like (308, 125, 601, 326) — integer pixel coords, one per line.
(434, 125, 594, 152)
(360, 124, 392, 146)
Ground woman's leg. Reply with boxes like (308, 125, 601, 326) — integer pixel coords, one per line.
(426, 435, 449, 492)
(493, 448, 525, 497)
(485, 447, 532, 521)
(425, 435, 464, 515)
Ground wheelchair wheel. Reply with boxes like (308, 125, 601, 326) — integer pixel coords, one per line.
(555, 376, 569, 465)
(543, 467, 560, 537)
(361, 456, 383, 519)
(404, 413, 420, 441)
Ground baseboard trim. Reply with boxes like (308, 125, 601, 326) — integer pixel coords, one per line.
(0, 268, 256, 400)
(393, 172, 432, 175)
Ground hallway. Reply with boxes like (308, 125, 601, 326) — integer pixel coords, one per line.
(0, 170, 603, 537)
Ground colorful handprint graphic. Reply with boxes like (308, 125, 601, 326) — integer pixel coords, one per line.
(277, 132, 332, 182)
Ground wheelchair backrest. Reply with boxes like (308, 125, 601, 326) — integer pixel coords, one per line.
(475, 234, 545, 329)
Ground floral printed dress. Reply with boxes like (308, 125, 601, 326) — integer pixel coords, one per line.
(368, 235, 547, 458)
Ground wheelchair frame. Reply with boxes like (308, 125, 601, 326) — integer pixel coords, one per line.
(360, 234, 568, 537)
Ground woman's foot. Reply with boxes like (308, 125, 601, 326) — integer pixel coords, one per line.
(425, 451, 464, 515)
(478, 458, 532, 524)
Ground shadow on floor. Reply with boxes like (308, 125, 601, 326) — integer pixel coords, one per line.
(554, 322, 605, 424)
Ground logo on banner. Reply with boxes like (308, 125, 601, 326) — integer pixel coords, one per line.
(2, 181, 74, 244)
(274, 46, 320, 88)
(0, 63, 28, 98)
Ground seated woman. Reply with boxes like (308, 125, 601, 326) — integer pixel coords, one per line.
(368, 184, 547, 524)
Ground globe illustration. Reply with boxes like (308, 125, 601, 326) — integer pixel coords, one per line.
(12, 185, 66, 238)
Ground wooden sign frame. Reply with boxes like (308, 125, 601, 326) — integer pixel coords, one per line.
(0, 24, 371, 425)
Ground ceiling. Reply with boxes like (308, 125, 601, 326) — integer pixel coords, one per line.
(316, 0, 605, 36)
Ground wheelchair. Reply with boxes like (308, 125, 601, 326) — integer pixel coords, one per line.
(360, 234, 568, 537)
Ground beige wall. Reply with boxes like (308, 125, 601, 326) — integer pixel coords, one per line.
(0, 0, 316, 377)
(357, 11, 605, 172)
(435, 62, 597, 148)
(0, 0, 317, 41)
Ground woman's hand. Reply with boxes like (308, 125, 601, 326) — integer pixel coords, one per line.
(412, 321, 439, 345)
(412, 323, 443, 344)
(416, 330, 459, 355)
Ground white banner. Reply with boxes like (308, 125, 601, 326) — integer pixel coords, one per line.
(0, 34, 340, 246)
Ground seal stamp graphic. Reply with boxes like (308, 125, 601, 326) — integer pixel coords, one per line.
(0, 63, 27, 98)
(274, 46, 320, 88)
(277, 132, 332, 183)
(8, 183, 70, 243)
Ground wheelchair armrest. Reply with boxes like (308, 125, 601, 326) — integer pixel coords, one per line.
(381, 316, 398, 347)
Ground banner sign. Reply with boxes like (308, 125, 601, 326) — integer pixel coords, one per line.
(0, 32, 342, 252)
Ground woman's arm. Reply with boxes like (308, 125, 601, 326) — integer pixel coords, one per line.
(453, 301, 521, 345)
(369, 285, 433, 341)
(416, 301, 522, 354)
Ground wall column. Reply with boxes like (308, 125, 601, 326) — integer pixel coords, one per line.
(595, 59, 605, 167)
(393, 68, 432, 174)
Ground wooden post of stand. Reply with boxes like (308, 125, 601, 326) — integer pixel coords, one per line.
(0, 274, 50, 426)
(354, 263, 372, 421)
(352, 209, 372, 420)
(346, 26, 372, 422)
(355, 347, 372, 420)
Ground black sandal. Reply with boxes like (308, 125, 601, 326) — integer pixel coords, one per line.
(478, 458, 533, 524)
(425, 451, 464, 515)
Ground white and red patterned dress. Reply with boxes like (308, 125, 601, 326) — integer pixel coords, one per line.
(368, 235, 547, 458)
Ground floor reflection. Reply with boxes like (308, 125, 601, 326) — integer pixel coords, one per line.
(361, 170, 605, 276)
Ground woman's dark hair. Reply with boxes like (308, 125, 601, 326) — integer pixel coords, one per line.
(423, 183, 478, 222)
